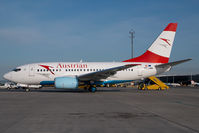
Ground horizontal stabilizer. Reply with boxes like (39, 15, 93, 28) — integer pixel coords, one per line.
(156, 59, 192, 68)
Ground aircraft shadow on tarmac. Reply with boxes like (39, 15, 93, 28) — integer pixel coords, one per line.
(0, 88, 123, 93)
(37, 88, 122, 93)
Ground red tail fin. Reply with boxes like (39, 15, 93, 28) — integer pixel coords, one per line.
(123, 50, 169, 63)
(123, 23, 177, 63)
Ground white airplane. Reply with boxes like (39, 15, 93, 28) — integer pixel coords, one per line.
(3, 23, 191, 92)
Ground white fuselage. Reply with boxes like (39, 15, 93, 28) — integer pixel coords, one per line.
(3, 23, 178, 88)
(3, 62, 162, 85)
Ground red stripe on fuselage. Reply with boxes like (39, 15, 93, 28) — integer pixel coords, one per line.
(40, 65, 55, 75)
(123, 50, 169, 63)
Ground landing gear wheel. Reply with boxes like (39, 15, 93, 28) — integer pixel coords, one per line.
(84, 86, 88, 90)
(25, 88, 30, 92)
(138, 83, 145, 90)
(88, 86, 97, 93)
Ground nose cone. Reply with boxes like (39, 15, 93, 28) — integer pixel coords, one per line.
(3, 72, 12, 81)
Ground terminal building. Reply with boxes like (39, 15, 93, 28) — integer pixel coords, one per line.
(158, 74, 199, 86)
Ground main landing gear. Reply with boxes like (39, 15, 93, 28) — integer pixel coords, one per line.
(88, 86, 97, 93)
(77, 85, 98, 92)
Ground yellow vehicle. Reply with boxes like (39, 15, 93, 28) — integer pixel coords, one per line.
(138, 76, 169, 90)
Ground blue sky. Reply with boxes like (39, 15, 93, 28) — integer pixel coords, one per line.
(0, 0, 199, 79)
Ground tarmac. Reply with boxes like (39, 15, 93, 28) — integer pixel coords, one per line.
(0, 87, 199, 133)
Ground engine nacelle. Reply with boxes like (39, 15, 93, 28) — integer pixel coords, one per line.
(55, 77, 78, 89)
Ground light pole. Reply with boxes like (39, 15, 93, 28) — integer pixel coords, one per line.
(129, 30, 135, 58)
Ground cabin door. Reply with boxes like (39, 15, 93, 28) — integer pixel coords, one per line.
(29, 65, 35, 77)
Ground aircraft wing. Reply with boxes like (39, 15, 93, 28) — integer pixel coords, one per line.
(78, 64, 140, 81)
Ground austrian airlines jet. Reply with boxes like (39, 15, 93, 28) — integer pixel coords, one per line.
(3, 23, 191, 92)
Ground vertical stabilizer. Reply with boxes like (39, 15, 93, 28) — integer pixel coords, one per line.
(123, 23, 178, 63)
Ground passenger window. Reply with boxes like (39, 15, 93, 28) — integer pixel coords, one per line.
(74, 69, 76, 71)
(90, 69, 92, 71)
(66, 69, 67, 71)
(93, 69, 95, 71)
(87, 69, 89, 71)
(40, 69, 42, 72)
(71, 69, 73, 71)
(77, 69, 79, 71)
(80, 69, 82, 71)
(56, 69, 58, 71)
(37, 69, 39, 72)
(131, 69, 133, 71)
(43, 69, 45, 72)
(84, 69, 86, 71)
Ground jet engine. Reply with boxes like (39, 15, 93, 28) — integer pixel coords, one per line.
(55, 77, 78, 89)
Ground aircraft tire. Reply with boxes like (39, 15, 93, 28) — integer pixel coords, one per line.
(25, 88, 30, 92)
(138, 83, 145, 90)
(89, 86, 97, 93)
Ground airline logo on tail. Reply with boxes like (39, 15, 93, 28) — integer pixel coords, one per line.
(160, 38, 171, 46)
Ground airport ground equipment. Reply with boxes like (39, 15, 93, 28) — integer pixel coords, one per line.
(138, 76, 169, 90)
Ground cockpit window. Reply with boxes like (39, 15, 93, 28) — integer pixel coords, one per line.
(12, 68, 21, 72)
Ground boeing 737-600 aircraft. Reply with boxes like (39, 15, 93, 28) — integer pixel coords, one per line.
(3, 23, 191, 92)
